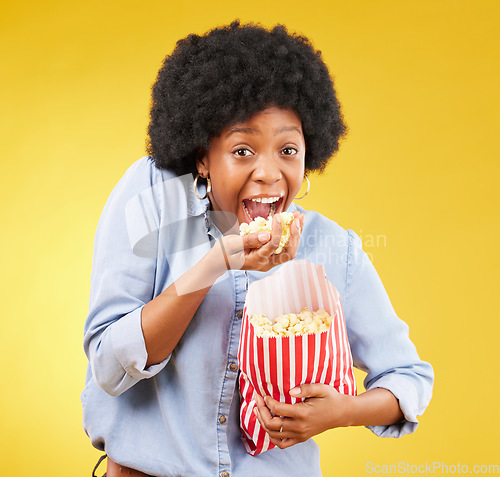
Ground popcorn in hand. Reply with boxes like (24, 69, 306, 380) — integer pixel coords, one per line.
(239, 212, 294, 254)
(249, 308, 332, 337)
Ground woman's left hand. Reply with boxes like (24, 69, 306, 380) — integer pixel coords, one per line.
(253, 383, 355, 449)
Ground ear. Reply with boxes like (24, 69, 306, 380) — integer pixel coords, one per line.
(195, 148, 209, 177)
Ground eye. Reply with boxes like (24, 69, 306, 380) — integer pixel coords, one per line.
(234, 148, 253, 157)
(281, 147, 298, 156)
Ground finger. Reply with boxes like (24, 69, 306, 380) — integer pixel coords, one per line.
(253, 392, 266, 411)
(223, 233, 266, 255)
(289, 383, 330, 400)
(253, 404, 285, 435)
(241, 231, 271, 250)
(291, 212, 305, 235)
(254, 394, 291, 435)
(220, 233, 273, 271)
(281, 212, 303, 254)
(269, 436, 300, 449)
(271, 212, 283, 238)
(297, 212, 305, 235)
(254, 406, 297, 442)
(253, 406, 270, 432)
(264, 395, 300, 419)
(254, 395, 282, 429)
(258, 213, 283, 254)
(254, 393, 273, 420)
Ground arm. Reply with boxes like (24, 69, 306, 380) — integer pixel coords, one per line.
(254, 227, 433, 446)
(84, 163, 305, 394)
(254, 385, 403, 449)
(343, 229, 434, 437)
(142, 211, 305, 366)
(141, 245, 223, 368)
(83, 160, 166, 396)
(348, 388, 403, 427)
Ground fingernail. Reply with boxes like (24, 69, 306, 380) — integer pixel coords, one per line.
(258, 232, 270, 243)
(289, 387, 300, 396)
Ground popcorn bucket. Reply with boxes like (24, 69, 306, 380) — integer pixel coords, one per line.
(238, 260, 357, 456)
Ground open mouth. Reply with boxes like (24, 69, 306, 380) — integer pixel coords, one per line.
(242, 196, 284, 222)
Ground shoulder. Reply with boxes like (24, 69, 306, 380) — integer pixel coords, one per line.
(104, 157, 206, 217)
(112, 156, 177, 196)
(293, 204, 363, 296)
(293, 204, 359, 252)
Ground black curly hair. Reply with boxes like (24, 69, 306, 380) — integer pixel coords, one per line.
(147, 21, 347, 176)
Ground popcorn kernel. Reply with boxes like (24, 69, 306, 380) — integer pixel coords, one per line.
(239, 212, 294, 254)
(249, 307, 333, 337)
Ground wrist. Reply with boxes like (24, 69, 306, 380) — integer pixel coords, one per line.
(325, 391, 358, 430)
(346, 393, 364, 427)
(342, 393, 359, 428)
(344, 388, 404, 427)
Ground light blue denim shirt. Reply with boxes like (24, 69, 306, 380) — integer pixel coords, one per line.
(82, 156, 433, 477)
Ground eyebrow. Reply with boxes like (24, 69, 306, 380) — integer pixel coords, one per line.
(273, 125, 302, 135)
(224, 125, 302, 138)
(225, 127, 260, 137)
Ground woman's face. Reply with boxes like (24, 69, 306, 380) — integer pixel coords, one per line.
(197, 106, 306, 226)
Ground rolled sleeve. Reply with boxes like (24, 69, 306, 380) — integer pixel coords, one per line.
(109, 306, 168, 380)
(89, 307, 170, 396)
(343, 229, 434, 438)
(366, 371, 424, 437)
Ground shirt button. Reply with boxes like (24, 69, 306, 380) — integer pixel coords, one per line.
(219, 415, 227, 424)
(229, 363, 238, 372)
(237, 310, 243, 319)
(221, 472, 230, 477)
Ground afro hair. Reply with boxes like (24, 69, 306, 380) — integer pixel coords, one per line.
(147, 21, 347, 176)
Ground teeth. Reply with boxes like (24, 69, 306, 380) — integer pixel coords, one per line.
(243, 197, 280, 220)
(243, 202, 278, 219)
(251, 196, 280, 204)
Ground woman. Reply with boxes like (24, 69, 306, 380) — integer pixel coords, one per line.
(82, 21, 433, 477)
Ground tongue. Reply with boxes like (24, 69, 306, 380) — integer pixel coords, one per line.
(244, 199, 272, 220)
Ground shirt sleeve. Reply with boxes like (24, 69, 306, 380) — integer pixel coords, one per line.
(83, 158, 170, 397)
(343, 229, 434, 437)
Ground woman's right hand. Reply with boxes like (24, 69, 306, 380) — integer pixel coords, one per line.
(211, 211, 305, 273)
(142, 212, 303, 367)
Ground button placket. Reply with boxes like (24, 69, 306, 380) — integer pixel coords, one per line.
(217, 270, 247, 475)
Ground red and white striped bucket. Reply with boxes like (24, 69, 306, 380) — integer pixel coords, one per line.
(238, 260, 357, 455)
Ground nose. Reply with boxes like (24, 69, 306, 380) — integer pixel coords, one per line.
(252, 154, 282, 184)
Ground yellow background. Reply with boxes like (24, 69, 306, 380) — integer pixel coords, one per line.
(1, 0, 498, 475)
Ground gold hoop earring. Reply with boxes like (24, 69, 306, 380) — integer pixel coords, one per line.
(193, 174, 211, 200)
(294, 175, 310, 200)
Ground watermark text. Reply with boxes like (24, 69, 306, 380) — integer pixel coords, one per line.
(366, 462, 499, 474)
